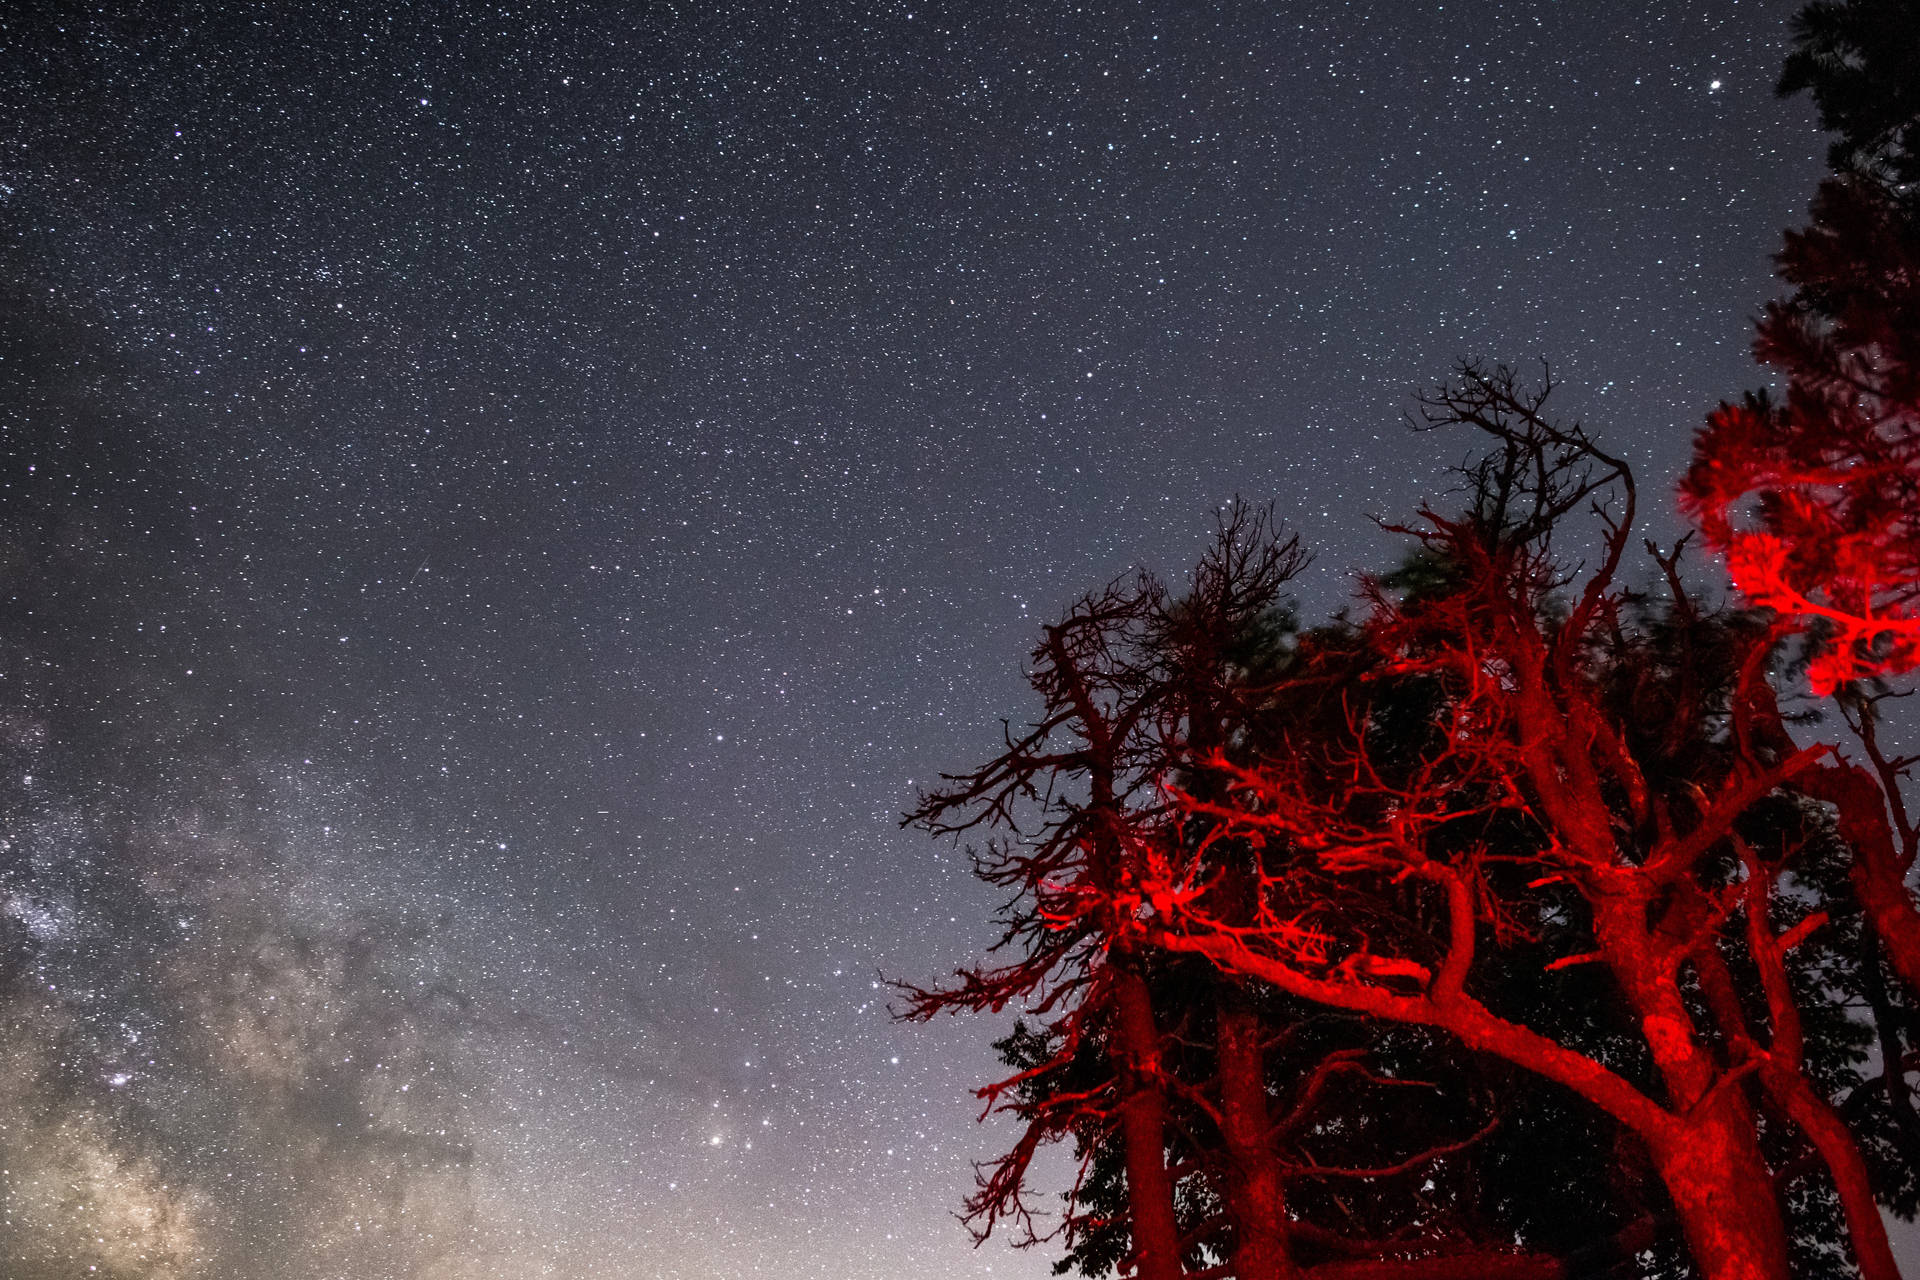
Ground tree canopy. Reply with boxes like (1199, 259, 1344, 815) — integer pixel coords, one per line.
(907, 4, 1920, 1278)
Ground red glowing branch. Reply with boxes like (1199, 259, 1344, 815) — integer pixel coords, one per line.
(1683, 176, 1920, 691)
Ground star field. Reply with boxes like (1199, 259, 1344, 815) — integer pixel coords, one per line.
(0, 2, 1839, 1277)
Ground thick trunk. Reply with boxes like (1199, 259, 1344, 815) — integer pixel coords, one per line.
(1111, 965, 1184, 1280)
(1647, 1104, 1793, 1280)
(1594, 899, 1792, 1280)
(1215, 990, 1299, 1280)
(1311, 1255, 1566, 1280)
(1641, 1080, 1792, 1280)
(1695, 937, 1901, 1280)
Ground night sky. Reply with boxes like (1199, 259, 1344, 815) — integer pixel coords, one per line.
(0, 2, 1864, 1277)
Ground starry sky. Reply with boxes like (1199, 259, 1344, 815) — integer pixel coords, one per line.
(0, 2, 1858, 1277)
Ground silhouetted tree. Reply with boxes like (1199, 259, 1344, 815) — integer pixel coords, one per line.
(1777, 0, 1920, 193)
(897, 571, 1191, 1280)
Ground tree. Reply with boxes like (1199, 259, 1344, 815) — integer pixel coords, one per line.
(1681, 0, 1920, 700)
(1777, 0, 1920, 194)
(1680, 175, 1920, 695)
(1683, 0, 1920, 1064)
(897, 572, 1194, 1280)
(1146, 366, 1905, 1280)
(916, 8, 1920, 1276)
(904, 511, 1618, 1280)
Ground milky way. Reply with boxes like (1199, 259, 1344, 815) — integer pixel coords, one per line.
(0, 2, 1858, 1276)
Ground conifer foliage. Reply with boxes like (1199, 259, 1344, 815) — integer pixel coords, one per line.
(1682, 0, 1920, 692)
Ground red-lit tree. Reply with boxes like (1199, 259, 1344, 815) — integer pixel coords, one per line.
(919, 6, 1920, 1274)
(1148, 366, 1900, 1280)
(897, 576, 1193, 1280)
(1136, 511, 1309, 1280)
(1680, 175, 1920, 695)
(1143, 513, 1568, 1280)
(1682, 0, 1920, 1039)
(902, 511, 1626, 1280)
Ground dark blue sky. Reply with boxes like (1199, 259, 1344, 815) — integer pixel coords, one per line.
(0, 2, 1876, 1276)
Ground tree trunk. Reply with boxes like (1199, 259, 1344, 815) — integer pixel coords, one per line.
(1111, 964, 1185, 1280)
(1311, 1255, 1567, 1280)
(1215, 988, 1299, 1280)
(1594, 898, 1793, 1280)
(1811, 763, 1920, 997)
(1761, 1062, 1902, 1280)
(1852, 852, 1920, 1000)
(1695, 932, 1901, 1280)
(1646, 1102, 1793, 1280)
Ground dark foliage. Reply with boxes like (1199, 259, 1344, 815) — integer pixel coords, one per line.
(1778, 0, 1920, 193)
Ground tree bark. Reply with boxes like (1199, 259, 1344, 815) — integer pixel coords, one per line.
(1310, 1254, 1566, 1280)
(1215, 988, 1299, 1280)
(1592, 897, 1794, 1280)
(1111, 963, 1185, 1280)
(1645, 1104, 1793, 1280)
(1852, 851, 1920, 1000)
(1760, 1062, 1903, 1280)
(1809, 762, 1920, 997)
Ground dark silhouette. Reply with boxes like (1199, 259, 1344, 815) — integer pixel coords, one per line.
(1777, 0, 1920, 192)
